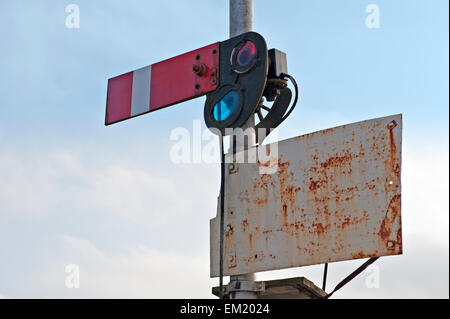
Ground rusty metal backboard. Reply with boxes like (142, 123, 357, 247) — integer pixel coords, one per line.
(210, 114, 402, 277)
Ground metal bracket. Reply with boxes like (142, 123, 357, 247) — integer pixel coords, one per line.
(223, 279, 265, 297)
(212, 277, 327, 299)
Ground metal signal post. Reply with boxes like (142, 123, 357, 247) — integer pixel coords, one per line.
(223, 0, 257, 300)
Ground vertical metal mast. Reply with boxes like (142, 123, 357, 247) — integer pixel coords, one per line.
(228, 0, 257, 299)
(230, 0, 253, 38)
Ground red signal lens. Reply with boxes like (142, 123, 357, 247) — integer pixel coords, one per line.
(235, 41, 256, 67)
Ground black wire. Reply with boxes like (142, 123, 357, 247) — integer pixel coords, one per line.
(325, 257, 379, 299)
(219, 134, 225, 299)
(279, 72, 299, 123)
(322, 263, 328, 291)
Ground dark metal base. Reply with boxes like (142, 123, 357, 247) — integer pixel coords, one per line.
(212, 277, 327, 299)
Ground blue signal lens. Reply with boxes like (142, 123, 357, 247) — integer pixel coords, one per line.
(213, 90, 239, 122)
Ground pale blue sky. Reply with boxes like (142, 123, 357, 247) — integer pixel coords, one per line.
(0, 1, 448, 298)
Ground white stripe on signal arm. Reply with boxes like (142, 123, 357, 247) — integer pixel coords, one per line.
(131, 65, 151, 117)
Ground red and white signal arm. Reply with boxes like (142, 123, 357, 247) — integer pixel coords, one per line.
(105, 43, 219, 125)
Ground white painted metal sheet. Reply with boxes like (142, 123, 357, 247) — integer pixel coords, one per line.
(211, 114, 402, 277)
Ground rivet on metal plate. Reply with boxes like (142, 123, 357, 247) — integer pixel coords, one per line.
(387, 120, 397, 129)
(387, 240, 396, 249)
(228, 255, 237, 267)
(229, 163, 239, 174)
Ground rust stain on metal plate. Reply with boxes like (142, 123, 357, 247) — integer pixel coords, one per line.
(210, 114, 403, 277)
